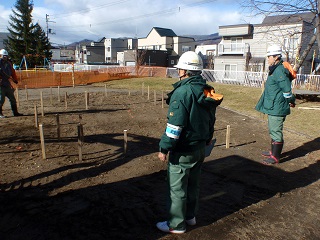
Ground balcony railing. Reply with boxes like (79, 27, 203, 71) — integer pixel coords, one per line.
(218, 43, 249, 55)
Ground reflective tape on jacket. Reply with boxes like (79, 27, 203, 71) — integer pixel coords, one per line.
(165, 123, 182, 139)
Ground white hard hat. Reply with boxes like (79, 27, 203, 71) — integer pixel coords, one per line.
(266, 45, 282, 56)
(174, 51, 203, 71)
(0, 49, 8, 56)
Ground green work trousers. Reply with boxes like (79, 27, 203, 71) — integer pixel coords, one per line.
(268, 115, 286, 142)
(167, 147, 205, 230)
(0, 86, 17, 110)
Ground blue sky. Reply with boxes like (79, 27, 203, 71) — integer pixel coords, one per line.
(0, 0, 263, 45)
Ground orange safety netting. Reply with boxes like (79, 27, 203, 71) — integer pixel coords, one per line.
(14, 66, 169, 89)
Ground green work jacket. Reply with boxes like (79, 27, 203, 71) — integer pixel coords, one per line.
(255, 60, 295, 116)
(159, 75, 222, 154)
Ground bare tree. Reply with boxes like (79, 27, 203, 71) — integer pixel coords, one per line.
(135, 49, 147, 76)
(240, 0, 319, 71)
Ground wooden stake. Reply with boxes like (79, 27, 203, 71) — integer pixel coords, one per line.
(104, 84, 107, 97)
(56, 114, 60, 141)
(65, 92, 68, 109)
(40, 91, 44, 116)
(142, 82, 144, 96)
(78, 123, 84, 161)
(85, 91, 88, 110)
(15, 87, 20, 107)
(39, 124, 46, 160)
(124, 129, 128, 154)
(147, 86, 150, 100)
(161, 91, 164, 108)
(25, 85, 28, 102)
(226, 125, 231, 149)
(154, 90, 156, 105)
(34, 104, 38, 128)
(57, 86, 61, 102)
(50, 87, 53, 105)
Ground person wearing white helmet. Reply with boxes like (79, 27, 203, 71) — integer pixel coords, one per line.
(0, 49, 23, 118)
(157, 51, 223, 234)
(255, 44, 295, 165)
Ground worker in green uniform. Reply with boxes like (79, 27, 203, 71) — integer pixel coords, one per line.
(256, 44, 295, 165)
(156, 51, 223, 234)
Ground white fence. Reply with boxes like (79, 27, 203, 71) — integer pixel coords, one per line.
(201, 70, 320, 91)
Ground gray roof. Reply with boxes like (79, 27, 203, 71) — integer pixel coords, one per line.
(262, 12, 315, 25)
(152, 27, 177, 37)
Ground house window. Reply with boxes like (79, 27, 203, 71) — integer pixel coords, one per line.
(224, 64, 237, 79)
(182, 46, 191, 52)
(171, 60, 175, 65)
(231, 37, 243, 52)
(87, 51, 91, 56)
(107, 47, 110, 52)
(249, 64, 262, 72)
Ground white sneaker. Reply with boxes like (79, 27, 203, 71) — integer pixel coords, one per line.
(0, 114, 7, 118)
(156, 221, 186, 234)
(186, 217, 196, 226)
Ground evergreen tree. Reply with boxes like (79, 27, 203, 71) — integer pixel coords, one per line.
(32, 23, 52, 67)
(5, 0, 51, 68)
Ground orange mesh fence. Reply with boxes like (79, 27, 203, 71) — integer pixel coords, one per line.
(137, 66, 168, 77)
(14, 66, 169, 89)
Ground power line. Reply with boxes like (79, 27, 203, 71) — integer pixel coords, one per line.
(54, 0, 217, 28)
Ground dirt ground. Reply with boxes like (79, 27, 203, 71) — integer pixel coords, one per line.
(0, 85, 319, 240)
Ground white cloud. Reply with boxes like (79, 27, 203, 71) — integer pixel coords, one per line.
(1, 0, 263, 45)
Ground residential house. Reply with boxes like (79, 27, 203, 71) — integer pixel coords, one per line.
(77, 38, 105, 64)
(51, 47, 75, 63)
(195, 44, 218, 69)
(120, 49, 168, 67)
(137, 27, 196, 67)
(105, 38, 137, 63)
(215, 13, 317, 75)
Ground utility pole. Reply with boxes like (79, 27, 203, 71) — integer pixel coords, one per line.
(46, 14, 55, 39)
(46, 14, 49, 37)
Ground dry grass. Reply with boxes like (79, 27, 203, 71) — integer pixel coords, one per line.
(96, 77, 320, 138)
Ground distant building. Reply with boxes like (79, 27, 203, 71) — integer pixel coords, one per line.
(138, 27, 196, 57)
(120, 49, 168, 67)
(195, 44, 218, 69)
(215, 12, 317, 74)
(105, 38, 137, 63)
(51, 47, 75, 63)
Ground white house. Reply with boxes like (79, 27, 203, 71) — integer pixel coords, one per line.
(215, 13, 317, 75)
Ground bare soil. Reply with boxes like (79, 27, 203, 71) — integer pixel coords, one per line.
(0, 85, 319, 240)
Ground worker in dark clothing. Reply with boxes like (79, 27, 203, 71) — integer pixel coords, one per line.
(0, 49, 23, 118)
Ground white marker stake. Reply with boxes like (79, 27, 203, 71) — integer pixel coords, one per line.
(226, 125, 231, 149)
(39, 124, 46, 160)
(124, 130, 128, 154)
